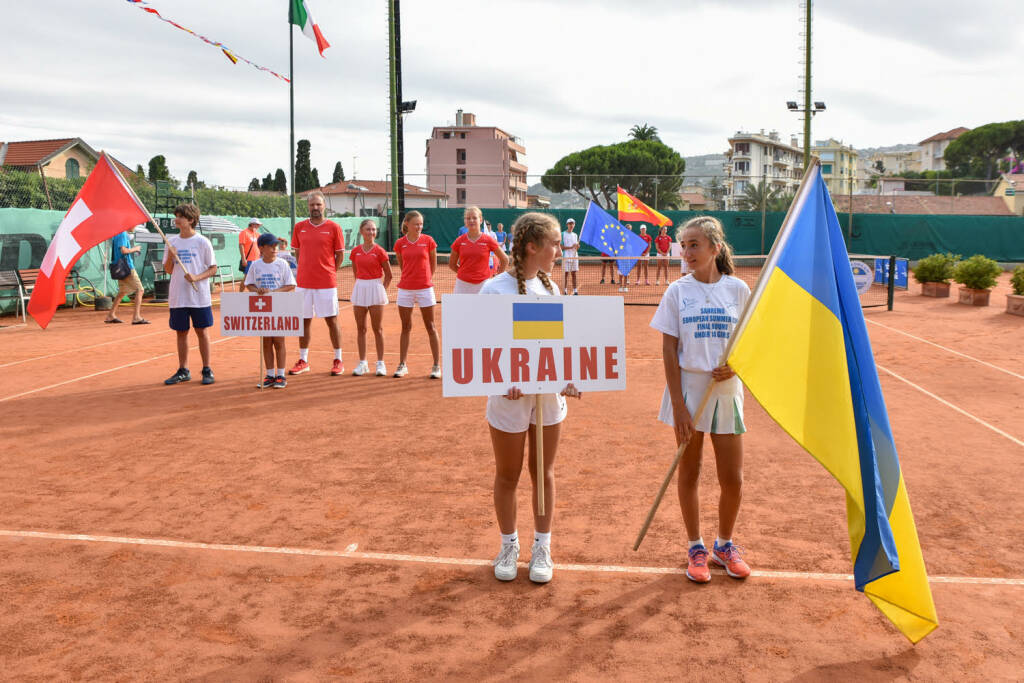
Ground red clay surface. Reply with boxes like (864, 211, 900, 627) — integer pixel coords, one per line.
(1, 274, 1022, 680)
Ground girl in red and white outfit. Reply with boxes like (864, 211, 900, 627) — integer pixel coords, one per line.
(480, 212, 581, 584)
(654, 224, 673, 285)
(449, 206, 508, 293)
(393, 211, 441, 379)
(349, 219, 393, 377)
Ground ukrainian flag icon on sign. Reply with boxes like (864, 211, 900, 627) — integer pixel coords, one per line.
(512, 302, 563, 340)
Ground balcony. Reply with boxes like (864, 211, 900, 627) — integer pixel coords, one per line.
(509, 159, 527, 174)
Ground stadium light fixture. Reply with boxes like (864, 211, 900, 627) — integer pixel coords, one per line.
(786, 101, 798, 111)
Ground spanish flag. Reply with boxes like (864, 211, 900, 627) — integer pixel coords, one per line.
(617, 186, 672, 227)
(726, 163, 938, 643)
(512, 302, 563, 340)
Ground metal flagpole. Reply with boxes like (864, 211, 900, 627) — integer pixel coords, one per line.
(289, 2, 296, 234)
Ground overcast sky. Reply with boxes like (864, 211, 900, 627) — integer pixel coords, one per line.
(2, 1, 1020, 188)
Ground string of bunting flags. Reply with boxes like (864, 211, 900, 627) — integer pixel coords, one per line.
(125, 0, 290, 83)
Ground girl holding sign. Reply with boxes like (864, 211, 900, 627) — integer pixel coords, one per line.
(449, 206, 508, 294)
(349, 219, 393, 377)
(394, 211, 441, 379)
(649, 216, 751, 584)
(479, 212, 581, 584)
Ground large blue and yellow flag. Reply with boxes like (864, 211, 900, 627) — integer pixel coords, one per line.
(579, 201, 649, 276)
(726, 165, 938, 643)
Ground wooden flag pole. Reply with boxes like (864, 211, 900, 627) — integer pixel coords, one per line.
(535, 394, 545, 517)
(102, 152, 197, 292)
(258, 334, 265, 391)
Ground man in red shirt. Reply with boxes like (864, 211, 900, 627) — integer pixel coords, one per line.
(288, 192, 347, 376)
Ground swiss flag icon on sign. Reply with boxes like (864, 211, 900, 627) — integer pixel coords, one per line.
(249, 295, 273, 313)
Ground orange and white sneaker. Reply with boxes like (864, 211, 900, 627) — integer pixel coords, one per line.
(331, 358, 344, 376)
(686, 545, 711, 583)
(711, 541, 751, 579)
(288, 359, 310, 375)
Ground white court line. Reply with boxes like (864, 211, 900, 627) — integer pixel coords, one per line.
(0, 529, 1020, 586)
(868, 319, 1024, 381)
(0, 328, 169, 369)
(878, 364, 1024, 449)
(0, 337, 237, 403)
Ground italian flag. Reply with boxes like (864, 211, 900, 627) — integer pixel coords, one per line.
(290, 0, 330, 57)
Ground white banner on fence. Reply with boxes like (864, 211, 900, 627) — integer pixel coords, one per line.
(441, 294, 626, 397)
(219, 292, 303, 337)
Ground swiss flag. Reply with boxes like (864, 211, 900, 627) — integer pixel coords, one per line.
(28, 154, 150, 329)
(249, 295, 273, 312)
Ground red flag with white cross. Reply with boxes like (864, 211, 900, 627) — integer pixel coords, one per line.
(249, 295, 273, 312)
(27, 154, 150, 329)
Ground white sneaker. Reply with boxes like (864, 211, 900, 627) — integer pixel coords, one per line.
(393, 362, 408, 378)
(429, 365, 442, 379)
(493, 541, 520, 581)
(375, 361, 387, 376)
(352, 360, 369, 376)
(529, 542, 554, 583)
(573, 289, 579, 295)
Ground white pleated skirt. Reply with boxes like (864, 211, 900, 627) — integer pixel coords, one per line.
(658, 370, 745, 434)
(351, 277, 389, 307)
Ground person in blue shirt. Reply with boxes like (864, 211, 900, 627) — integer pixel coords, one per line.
(104, 229, 149, 324)
(494, 223, 508, 253)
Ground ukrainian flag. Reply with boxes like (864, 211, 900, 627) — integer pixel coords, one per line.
(513, 302, 563, 340)
(726, 164, 938, 643)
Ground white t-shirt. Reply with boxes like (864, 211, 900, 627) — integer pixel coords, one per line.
(480, 271, 561, 296)
(168, 233, 215, 308)
(244, 257, 296, 291)
(561, 231, 579, 257)
(649, 274, 750, 372)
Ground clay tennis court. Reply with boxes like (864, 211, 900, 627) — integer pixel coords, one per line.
(1, 275, 1021, 680)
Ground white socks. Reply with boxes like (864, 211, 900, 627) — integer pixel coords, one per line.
(689, 537, 705, 549)
(299, 348, 309, 361)
(534, 531, 551, 547)
(716, 537, 731, 548)
(334, 348, 343, 360)
(275, 368, 284, 377)
(500, 532, 518, 546)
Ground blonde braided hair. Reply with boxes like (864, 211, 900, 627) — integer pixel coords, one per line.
(509, 212, 559, 294)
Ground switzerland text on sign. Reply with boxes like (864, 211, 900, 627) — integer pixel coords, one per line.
(441, 294, 626, 397)
(220, 292, 304, 337)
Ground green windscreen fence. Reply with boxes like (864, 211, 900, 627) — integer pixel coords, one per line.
(0, 209, 381, 314)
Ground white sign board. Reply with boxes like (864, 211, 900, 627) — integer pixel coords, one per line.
(850, 260, 874, 296)
(220, 292, 304, 337)
(441, 294, 626, 397)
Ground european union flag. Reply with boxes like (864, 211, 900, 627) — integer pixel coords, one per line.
(579, 201, 650, 277)
(513, 302, 563, 339)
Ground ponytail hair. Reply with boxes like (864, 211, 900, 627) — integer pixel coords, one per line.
(676, 216, 735, 275)
(508, 212, 560, 294)
(401, 210, 423, 235)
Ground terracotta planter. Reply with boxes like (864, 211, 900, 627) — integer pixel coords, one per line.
(921, 281, 950, 298)
(958, 287, 990, 306)
(1007, 294, 1024, 317)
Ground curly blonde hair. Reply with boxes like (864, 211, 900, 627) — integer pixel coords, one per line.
(509, 212, 560, 294)
(676, 216, 735, 275)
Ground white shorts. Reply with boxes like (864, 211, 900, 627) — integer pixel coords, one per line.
(396, 287, 436, 308)
(562, 255, 579, 272)
(658, 370, 745, 434)
(486, 393, 568, 433)
(351, 277, 389, 307)
(298, 287, 339, 318)
(453, 278, 484, 294)
(657, 253, 669, 260)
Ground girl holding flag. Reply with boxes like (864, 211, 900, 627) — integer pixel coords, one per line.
(480, 212, 581, 584)
(649, 216, 751, 583)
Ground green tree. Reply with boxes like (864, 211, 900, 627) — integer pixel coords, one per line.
(332, 161, 345, 183)
(295, 139, 315, 192)
(541, 138, 685, 209)
(770, 191, 795, 212)
(944, 120, 1024, 179)
(147, 155, 170, 184)
(247, 178, 260, 191)
(185, 170, 205, 189)
(872, 159, 885, 174)
(261, 173, 273, 191)
(311, 167, 321, 189)
(736, 181, 778, 211)
(135, 164, 146, 178)
(273, 168, 287, 192)
(629, 124, 661, 142)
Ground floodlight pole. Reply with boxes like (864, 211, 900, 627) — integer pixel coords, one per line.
(388, 0, 400, 249)
(803, 0, 812, 171)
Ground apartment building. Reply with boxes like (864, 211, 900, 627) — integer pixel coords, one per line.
(724, 130, 805, 210)
(425, 110, 528, 208)
(811, 138, 859, 195)
(917, 127, 969, 171)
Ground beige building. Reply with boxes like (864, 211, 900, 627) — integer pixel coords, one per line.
(867, 149, 920, 176)
(992, 173, 1024, 216)
(302, 179, 447, 217)
(425, 110, 528, 209)
(811, 138, 859, 196)
(724, 129, 805, 210)
(917, 127, 969, 171)
(0, 137, 139, 181)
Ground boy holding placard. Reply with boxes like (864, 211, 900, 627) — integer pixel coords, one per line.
(245, 233, 297, 388)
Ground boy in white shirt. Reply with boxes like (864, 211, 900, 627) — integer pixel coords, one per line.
(245, 233, 298, 388)
(164, 203, 218, 385)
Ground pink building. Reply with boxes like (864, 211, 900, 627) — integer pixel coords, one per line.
(425, 110, 528, 209)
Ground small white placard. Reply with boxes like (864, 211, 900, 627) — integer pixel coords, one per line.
(220, 292, 303, 337)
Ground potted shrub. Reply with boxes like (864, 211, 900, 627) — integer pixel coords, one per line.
(913, 252, 959, 297)
(1007, 266, 1024, 317)
(953, 254, 1002, 306)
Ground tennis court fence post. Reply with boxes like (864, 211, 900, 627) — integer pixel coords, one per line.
(887, 255, 896, 311)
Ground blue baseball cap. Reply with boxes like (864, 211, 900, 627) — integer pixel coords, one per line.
(257, 233, 278, 247)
